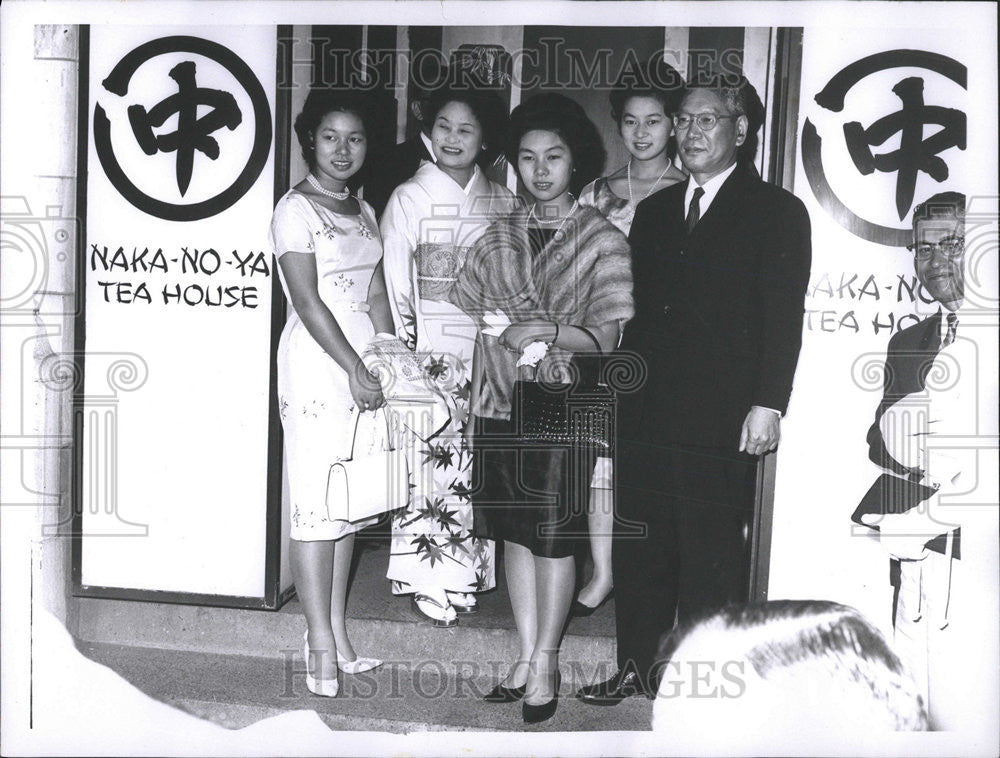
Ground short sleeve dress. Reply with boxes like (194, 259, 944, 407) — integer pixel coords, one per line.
(270, 190, 388, 542)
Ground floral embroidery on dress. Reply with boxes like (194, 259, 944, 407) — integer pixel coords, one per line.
(315, 219, 373, 241)
(316, 223, 341, 241)
(301, 399, 327, 418)
(292, 502, 331, 528)
(333, 273, 354, 292)
(278, 396, 289, 419)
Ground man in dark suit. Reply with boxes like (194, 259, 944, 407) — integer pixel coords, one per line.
(856, 191, 967, 559)
(577, 76, 812, 703)
(854, 193, 980, 731)
(362, 85, 436, 219)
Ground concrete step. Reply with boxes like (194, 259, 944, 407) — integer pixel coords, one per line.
(75, 541, 620, 686)
(78, 641, 653, 733)
(73, 541, 649, 733)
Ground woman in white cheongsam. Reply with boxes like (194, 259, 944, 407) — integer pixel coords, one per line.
(271, 91, 392, 697)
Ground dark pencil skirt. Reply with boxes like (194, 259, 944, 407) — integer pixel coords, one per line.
(471, 415, 594, 558)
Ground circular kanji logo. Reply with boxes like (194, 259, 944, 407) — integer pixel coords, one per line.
(94, 36, 272, 222)
(801, 50, 966, 247)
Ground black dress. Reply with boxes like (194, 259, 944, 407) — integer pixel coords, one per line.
(470, 226, 594, 558)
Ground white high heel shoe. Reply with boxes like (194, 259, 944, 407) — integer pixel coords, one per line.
(337, 651, 383, 675)
(303, 631, 339, 697)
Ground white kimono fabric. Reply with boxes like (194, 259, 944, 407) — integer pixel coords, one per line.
(380, 162, 516, 595)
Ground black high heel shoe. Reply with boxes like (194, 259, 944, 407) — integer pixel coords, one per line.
(522, 671, 561, 724)
(571, 589, 614, 617)
(483, 681, 526, 703)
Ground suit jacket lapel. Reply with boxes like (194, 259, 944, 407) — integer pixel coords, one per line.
(923, 310, 943, 352)
(672, 178, 690, 226)
(686, 165, 756, 244)
(630, 180, 686, 255)
(652, 178, 686, 242)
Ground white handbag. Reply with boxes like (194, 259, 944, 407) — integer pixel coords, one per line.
(326, 407, 410, 523)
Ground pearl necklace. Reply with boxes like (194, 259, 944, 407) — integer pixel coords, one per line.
(627, 160, 672, 205)
(528, 198, 579, 240)
(307, 173, 350, 200)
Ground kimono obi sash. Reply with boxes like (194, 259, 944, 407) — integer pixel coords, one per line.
(415, 242, 471, 302)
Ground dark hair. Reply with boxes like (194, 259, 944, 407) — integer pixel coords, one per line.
(912, 191, 966, 229)
(609, 56, 685, 122)
(426, 86, 509, 168)
(293, 89, 373, 171)
(409, 56, 450, 103)
(656, 600, 928, 731)
(682, 74, 765, 165)
(506, 92, 606, 196)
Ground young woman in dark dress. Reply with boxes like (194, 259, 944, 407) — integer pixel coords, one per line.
(453, 93, 634, 722)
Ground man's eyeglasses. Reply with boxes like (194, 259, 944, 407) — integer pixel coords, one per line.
(906, 237, 965, 260)
(673, 113, 742, 131)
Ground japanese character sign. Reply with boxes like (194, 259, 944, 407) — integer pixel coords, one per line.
(94, 36, 272, 221)
(801, 50, 966, 247)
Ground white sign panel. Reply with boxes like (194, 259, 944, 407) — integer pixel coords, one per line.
(769, 22, 998, 734)
(80, 26, 278, 598)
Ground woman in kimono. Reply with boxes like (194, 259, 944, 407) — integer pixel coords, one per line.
(453, 93, 634, 722)
(380, 86, 516, 626)
(574, 60, 685, 616)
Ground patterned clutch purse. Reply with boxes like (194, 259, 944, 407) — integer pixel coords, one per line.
(513, 326, 614, 453)
(514, 378, 614, 453)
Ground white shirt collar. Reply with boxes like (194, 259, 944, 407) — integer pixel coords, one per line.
(684, 161, 738, 217)
(420, 131, 436, 163)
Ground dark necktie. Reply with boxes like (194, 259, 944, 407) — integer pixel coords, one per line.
(686, 186, 705, 233)
(942, 312, 958, 347)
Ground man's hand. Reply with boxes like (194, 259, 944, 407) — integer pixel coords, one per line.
(739, 407, 781, 456)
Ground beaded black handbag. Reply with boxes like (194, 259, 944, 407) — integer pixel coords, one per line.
(514, 326, 615, 453)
